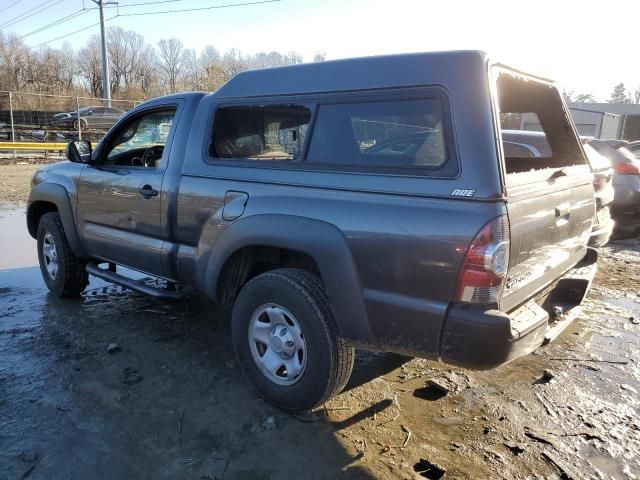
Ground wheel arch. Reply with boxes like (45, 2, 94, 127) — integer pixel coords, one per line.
(27, 183, 86, 257)
(203, 214, 375, 346)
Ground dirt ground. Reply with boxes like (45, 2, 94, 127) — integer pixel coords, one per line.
(1, 164, 639, 479)
(0, 164, 40, 205)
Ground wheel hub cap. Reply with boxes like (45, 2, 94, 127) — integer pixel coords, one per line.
(248, 304, 307, 386)
(42, 232, 58, 280)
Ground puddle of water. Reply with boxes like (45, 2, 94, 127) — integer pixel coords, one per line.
(0, 207, 37, 271)
(605, 295, 640, 315)
(0, 207, 145, 292)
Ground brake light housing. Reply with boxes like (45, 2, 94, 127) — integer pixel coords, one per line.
(614, 161, 640, 176)
(455, 216, 510, 305)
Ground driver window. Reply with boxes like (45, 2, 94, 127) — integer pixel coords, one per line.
(104, 108, 176, 168)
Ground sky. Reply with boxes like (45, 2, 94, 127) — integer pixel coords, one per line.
(2, 0, 640, 101)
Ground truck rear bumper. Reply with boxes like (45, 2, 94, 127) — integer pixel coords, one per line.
(439, 248, 598, 370)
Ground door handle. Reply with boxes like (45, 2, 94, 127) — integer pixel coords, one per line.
(138, 185, 158, 198)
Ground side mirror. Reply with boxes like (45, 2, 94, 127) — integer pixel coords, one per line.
(66, 140, 92, 164)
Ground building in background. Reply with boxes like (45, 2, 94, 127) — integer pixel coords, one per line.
(519, 103, 640, 140)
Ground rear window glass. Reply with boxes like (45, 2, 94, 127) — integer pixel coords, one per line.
(497, 73, 585, 174)
(306, 98, 447, 169)
(211, 105, 311, 161)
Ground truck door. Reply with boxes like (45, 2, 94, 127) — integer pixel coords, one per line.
(76, 107, 177, 276)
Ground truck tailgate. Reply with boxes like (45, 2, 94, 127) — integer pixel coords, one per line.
(494, 69, 596, 314)
(501, 168, 595, 312)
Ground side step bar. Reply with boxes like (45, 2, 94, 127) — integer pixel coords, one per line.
(86, 262, 184, 300)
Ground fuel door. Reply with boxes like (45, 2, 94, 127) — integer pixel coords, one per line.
(222, 191, 249, 221)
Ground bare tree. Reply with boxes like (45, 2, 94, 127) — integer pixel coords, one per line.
(77, 35, 103, 97)
(198, 45, 228, 91)
(181, 48, 200, 91)
(0, 28, 334, 99)
(0, 32, 28, 91)
(133, 45, 158, 96)
(200, 45, 221, 69)
(107, 27, 149, 96)
(222, 48, 247, 78)
(562, 89, 575, 103)
(57, 42, 77, 92)
(157, 38, 186, 93)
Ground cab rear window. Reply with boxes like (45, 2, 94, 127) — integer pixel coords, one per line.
(211, 105, 311, 161)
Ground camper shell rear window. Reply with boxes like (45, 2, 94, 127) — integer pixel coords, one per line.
(496, 72, 587, 177)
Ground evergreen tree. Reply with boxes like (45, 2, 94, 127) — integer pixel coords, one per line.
(608, 83, 631, 104)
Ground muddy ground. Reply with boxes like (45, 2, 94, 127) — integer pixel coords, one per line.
(0, 164, 39, 205)
(1, 164, 639, 479)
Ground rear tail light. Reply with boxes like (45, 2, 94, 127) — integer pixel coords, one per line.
(455, 216, 510, 305)
(614, 161, 640, 175)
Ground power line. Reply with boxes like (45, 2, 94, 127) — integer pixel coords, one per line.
(114, 0, 187, 7)
(7, 9, 89, 45)
(0, 0, 58, 28)
(0, 0, 64, 30)
(24, 0, 282, 50)
(0, 0, 26, 16)
(28, 16, 117, 50)
(116, 0, 281, 16)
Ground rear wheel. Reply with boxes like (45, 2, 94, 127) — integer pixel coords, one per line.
(37, 212, 88, 298)
(73, 119, 86, 132)
(232, 268, 354, 411)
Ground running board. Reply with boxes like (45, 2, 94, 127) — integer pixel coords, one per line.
(86, 262, 184, 300)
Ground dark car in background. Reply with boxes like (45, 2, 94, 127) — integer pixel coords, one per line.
(51, 106, 125, 132)
(502, 130, 614, 246)
(588, 139, 640, 213)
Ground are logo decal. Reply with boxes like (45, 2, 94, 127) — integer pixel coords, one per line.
(451, 188, 476, 197)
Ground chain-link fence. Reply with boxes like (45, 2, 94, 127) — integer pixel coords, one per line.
(0, 91, 139, 158)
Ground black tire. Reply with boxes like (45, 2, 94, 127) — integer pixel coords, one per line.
(37, 212, 88, 298)
(232, 268, 354, 411)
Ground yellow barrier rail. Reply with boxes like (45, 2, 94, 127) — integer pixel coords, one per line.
(0, 142, 71, 151)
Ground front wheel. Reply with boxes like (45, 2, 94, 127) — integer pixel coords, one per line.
(232, 268, 354, 411)
(37, 212, 88, 298)
(73, 119, 86, 132)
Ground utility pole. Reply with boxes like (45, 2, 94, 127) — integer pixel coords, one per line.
(91, 0, 112, 107)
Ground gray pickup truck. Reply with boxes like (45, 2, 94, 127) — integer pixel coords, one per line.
(27, 51, 598, 411)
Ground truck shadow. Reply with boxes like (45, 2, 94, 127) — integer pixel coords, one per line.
(1, 267, 406, 480)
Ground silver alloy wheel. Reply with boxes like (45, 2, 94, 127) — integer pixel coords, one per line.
(42, 232, 58, 280)
(248, 303, 307, 386)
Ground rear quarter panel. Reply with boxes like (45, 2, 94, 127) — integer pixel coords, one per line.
(176, 175, 505, 355)
(174, 53, 507, 356)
